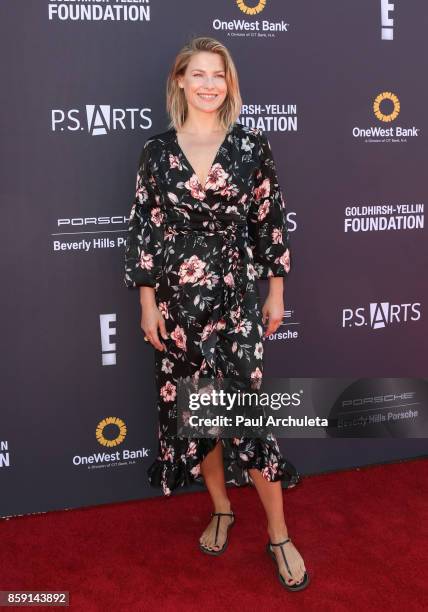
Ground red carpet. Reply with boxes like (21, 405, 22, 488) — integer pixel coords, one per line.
(1, 458, 427, 611)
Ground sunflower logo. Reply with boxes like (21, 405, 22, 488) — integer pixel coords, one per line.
(236, 0, 267, 15)
(373, 92, 400, 123)
(96, 417, 127, 447)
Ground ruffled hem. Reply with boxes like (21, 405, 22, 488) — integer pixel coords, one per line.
(146, 435, 301, 497)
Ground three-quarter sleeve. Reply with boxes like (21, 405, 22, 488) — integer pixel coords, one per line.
(124, 140, 165, 289)
(247, 128, 292, 279)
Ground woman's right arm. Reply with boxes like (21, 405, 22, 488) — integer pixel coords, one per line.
(124, 140, 168, 351)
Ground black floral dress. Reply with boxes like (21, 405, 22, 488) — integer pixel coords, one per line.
(124, 120, 300, 496)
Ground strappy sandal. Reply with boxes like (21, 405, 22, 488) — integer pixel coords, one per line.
(266, 537, 310, 592)
(199, 511, 235, 556)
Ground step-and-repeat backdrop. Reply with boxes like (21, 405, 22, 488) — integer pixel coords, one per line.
(1, 1, 427, 518)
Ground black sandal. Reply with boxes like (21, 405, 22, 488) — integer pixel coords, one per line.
(199, 511, 235, 556)
(266, 537, 310, 592)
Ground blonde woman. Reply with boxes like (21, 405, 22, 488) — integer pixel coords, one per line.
(124, 36, 310, 592)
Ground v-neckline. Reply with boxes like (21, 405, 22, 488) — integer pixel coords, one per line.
(173, 123, 234, 194)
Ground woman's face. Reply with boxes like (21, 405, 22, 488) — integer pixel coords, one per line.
(177, 51, 228, 116)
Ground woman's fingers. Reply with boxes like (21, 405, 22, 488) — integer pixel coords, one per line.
(158, 315, 169, 341)
(263, 314, 282, 337)
(141, 306, 168, 351)
(146, 327, 165, 351)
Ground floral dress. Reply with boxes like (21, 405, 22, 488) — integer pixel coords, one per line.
(124, 120, 300, 496)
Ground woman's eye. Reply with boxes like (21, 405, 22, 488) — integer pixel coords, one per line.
(192, 73, 224, 78)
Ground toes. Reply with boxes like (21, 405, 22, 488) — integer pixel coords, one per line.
(200, 535, 210, 549)
(293, 571, 306, 586)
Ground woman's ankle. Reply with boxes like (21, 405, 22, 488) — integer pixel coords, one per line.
(212, 498, 232, 514)
(267, 522, 289, 542)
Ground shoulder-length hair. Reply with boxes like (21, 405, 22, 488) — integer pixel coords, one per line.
(166, 36, 242, 131)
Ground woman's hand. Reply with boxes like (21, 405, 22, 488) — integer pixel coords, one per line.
(139, 287, 168, 351)
(261, 279, 284, 338)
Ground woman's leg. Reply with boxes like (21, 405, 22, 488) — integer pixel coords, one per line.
(199, 440, 234, 551)
(249, 468, 306, 585)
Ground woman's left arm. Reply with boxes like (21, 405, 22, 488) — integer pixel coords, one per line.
(247, 129, 292, 337)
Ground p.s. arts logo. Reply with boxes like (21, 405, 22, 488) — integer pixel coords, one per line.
(51, 105, 152, 135)
(236, 0, 267, 15)
(373, 92, 400, 122)
(342, 301, 421, 329)
(96, 417, 127, 447)
(352, 91, 420, 143)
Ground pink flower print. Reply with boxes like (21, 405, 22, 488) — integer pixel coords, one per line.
(254, 177, 270, 201)
(272, 227, 283, 244)
(254, 342, 263, 360)
(199, 271, 218, 289)
(238, 193, 248, 205)
(224, 272, 235, 287)
(185, 174, 206, 200)
(161, 357, 174, 374)
(160, 381, 177, 402)
(186, 441, 197, 457)
(235, 319, 251, 338)
(193, 367, 202, 382)
(276, 248, 290, 273)
(220, 182, 239, 198)
(178, 255, 206, 284)
(150, 207, 164, 227)
(136, 182, 149, 205)
(230, 306, 241, 326)
(247, 263, 257, 281)
(250, 367, 263, 388)
(165, 226, 178, 241)
(170, 325, 187, 351)
(158, 301, 169, 319)
(169, 153, 182, 169)
(139, 250, 154, 271)
(201, 320, 216, 342)
(181, 410, 191, 426)
(216, 369, 224, 382)
(205, 163, 229, 191)
(258, 199, 270, 221)
(232, 341, 238, 353)
(162, 444, 175, 461)
(148, 173, 157, 188)
(217, 319, 226, 331)
(262, 460, 279, 480)
(190, 464, 201, 477)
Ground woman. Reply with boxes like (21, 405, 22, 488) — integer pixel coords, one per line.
(124, 36, 310, 592)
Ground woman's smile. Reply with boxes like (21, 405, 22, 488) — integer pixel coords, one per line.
(197, 93, 218, 100)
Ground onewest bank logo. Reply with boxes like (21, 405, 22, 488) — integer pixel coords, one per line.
(236, 0, 267, 14)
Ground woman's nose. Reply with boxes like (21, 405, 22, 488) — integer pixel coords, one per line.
(203, 76, 216, 88)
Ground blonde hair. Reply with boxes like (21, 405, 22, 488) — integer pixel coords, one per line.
(166, 36, 242, 131)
